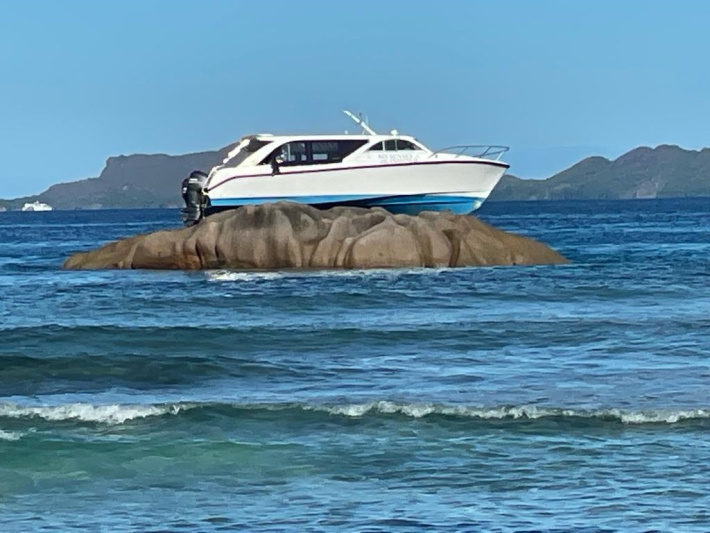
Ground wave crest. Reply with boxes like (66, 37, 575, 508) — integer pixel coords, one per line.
(1, 400, 709, 426)
(0, 403, 189, 425)
(309, 402, 710, 424)
(0, 429, 22, 441)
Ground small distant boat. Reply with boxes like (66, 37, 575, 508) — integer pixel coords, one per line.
(180, 110, 509, 225)
(22, 201, 53, 212)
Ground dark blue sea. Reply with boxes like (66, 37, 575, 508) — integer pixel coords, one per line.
(1, 198, 709, 532)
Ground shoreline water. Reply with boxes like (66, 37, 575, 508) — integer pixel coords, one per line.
(1, 198, 709, 531)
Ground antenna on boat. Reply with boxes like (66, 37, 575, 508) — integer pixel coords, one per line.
(343, 110, 377, 135)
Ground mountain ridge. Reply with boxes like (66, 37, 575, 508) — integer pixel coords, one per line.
(0, 146, 234, 211)
(490, 144, 710, 201)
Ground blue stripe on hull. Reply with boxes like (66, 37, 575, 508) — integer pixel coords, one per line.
(208, 194, 485, 215)
(366, 195, 484, 215)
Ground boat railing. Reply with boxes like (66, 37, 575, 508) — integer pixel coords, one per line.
(429, 145, 509, 161)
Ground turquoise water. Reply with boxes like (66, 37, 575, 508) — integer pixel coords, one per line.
(1, 199, 709, 531)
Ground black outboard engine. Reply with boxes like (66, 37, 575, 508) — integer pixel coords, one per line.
(181, 170, 208, 226)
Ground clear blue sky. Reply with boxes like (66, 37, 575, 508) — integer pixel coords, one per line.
(1, 0, 708, 197)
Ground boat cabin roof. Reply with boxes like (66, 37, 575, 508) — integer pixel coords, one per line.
(248, 133, 422, 142)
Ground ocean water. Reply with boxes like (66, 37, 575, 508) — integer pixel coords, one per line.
(0, 198, 709, 532)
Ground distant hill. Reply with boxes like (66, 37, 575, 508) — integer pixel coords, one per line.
(490, 144, 710, 201)
(0, 146, 232, 210)
(2, 143, 709, 210)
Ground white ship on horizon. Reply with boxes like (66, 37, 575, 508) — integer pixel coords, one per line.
(22, 201, 53, 212)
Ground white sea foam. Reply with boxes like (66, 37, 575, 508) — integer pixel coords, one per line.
(205, 267, 451, 283)
(313, 402, 560, 419)
(2, 401, 707, 426)
(206, 270, 287, 282)
(616, 409, 710, 424)
(309, 402, 710, 424)
(0, 403, 188, 425)
(0, 429, 22, 441)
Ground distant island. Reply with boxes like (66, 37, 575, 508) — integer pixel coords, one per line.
(490, 144, 710, 201)
(1, 143, 708, 211)
(0, 145, 234, 211)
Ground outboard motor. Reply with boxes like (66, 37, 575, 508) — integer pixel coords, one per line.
(181, 170, 208, 226)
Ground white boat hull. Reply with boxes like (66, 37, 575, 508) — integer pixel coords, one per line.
(21, 202, 52, 212)
(205, 160, 506, 215)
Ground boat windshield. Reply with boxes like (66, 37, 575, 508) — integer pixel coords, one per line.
(225, 137, 273, 167)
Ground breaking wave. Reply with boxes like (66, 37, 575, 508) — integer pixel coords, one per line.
(0, 429, 23, 441)
(1, 401, 709, 426)
(0, 402, 190, 425)
(307, 401, 710, 424)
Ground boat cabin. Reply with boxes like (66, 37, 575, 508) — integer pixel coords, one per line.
(215, 134, 431, 173)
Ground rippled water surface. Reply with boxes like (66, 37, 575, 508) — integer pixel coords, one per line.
(1, 199, 709, 532)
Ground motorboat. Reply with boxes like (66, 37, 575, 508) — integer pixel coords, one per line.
(22, 201, 52, 212)
(181, 111, 509, 225)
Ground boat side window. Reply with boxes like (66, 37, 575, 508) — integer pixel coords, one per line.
(265, 142, 308, 167)
(395, 140, 419, 150)
(284, 142, 308, 164)
(369, 140, 420, 152)
(311, 140, 367, 164)
(261, 140, 366, 166)
(226, 138, 273, 167)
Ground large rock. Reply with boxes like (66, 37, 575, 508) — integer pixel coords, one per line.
(63, 202, 568, 270)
